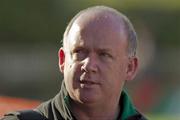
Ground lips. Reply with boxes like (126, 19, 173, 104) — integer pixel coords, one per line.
(79, 79, 99, 89)
(79, 73, 100, 86)
(79, 80, 97, 85)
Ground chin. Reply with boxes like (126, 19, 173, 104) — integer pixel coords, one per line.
(78, 92, 100, 104)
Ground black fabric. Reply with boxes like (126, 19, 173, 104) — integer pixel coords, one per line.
(36, 81, 147, 120)
(126, 113, 147, 120)
(17, 110, 48, 120)
(36, 81, 74, 120)
(1, 81, 147, 120)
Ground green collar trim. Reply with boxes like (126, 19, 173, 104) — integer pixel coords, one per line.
(64, 91, 137, 120)
(64, 95, 71, 109)
(120, 90, 138, 120)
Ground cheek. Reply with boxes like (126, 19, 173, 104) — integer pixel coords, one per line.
(64, 62, 77, 79)
(111, 64, 127, 83)
(64, 61, 82, 86)
(102, 61, 128, 83)
(64, 55, 76, 77)
(100, 66, 125, 97)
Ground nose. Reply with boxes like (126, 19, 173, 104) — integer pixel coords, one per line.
(81, 54, 98, 73)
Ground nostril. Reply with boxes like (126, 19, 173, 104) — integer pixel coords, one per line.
(81, 63, 98, 73)
(81, 56, 98, 73)
(80, 58, 90, 72)
(81, 64, 87, 72)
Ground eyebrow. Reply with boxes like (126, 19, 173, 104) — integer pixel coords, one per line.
(96, 47, 112, 52)
(71, 45, 87, 53)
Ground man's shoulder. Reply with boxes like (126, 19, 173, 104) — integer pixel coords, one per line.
(127, 112, 148, 120)
(1, 111, 20, 120)
(0, 110, 48, 120)
(1, 116, 19, 120)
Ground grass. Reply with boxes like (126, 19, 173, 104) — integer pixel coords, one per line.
(147, 114, 180, 120)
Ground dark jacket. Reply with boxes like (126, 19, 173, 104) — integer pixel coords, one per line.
(1, 81, 147, 120)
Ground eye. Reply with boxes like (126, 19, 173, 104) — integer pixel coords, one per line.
(72, 48, 87, 61)
(99, 52, 112, 59)
(74, 48, 85, 55)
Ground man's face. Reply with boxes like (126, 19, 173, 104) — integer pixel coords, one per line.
(59, 16, 136, 105)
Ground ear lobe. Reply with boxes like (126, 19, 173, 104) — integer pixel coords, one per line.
(58, 48, 65, 73)
(126, 57, 138, 81)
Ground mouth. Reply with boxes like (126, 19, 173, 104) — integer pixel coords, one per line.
(80, 80, 97, 85)
(79, 79, 100, 88)
(79, 73, 99, 87)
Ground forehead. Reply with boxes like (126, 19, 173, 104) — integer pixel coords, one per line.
(65, 12, 128, 52)
(75, 10, 125, 32)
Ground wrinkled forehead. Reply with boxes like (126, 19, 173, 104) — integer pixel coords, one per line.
(63, 10, 128, 51)
(74, 10, 126, 33)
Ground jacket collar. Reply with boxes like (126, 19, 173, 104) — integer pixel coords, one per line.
(55, 81, 141, 120)
(119, 90, 138, 120)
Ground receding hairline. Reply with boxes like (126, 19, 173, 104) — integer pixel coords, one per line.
(63, 5, 137, 56)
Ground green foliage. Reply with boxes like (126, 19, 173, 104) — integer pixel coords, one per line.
(1, 0, 180, 47)
(148, 114, 180, 120)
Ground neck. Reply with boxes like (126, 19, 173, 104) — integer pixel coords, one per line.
(70, 100, 120, 120)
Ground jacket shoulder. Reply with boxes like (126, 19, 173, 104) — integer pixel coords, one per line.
(127, 112, 148, 120)
(1, 112, 20, 120)
(1, 110, 48, 120)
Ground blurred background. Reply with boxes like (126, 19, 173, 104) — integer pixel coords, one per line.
(0, 0, 180, 119)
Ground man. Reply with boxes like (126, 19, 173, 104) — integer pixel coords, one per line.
(1, 6, 147, 120)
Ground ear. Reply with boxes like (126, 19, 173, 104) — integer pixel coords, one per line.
(58, 48, 65, 73)
(126, 57, 138, 81)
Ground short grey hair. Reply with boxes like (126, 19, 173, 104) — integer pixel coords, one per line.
(62, 6, 137, 56)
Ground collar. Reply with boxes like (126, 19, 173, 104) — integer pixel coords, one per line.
(119, 90, 138, 120)
(55, 81, 138, 120)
